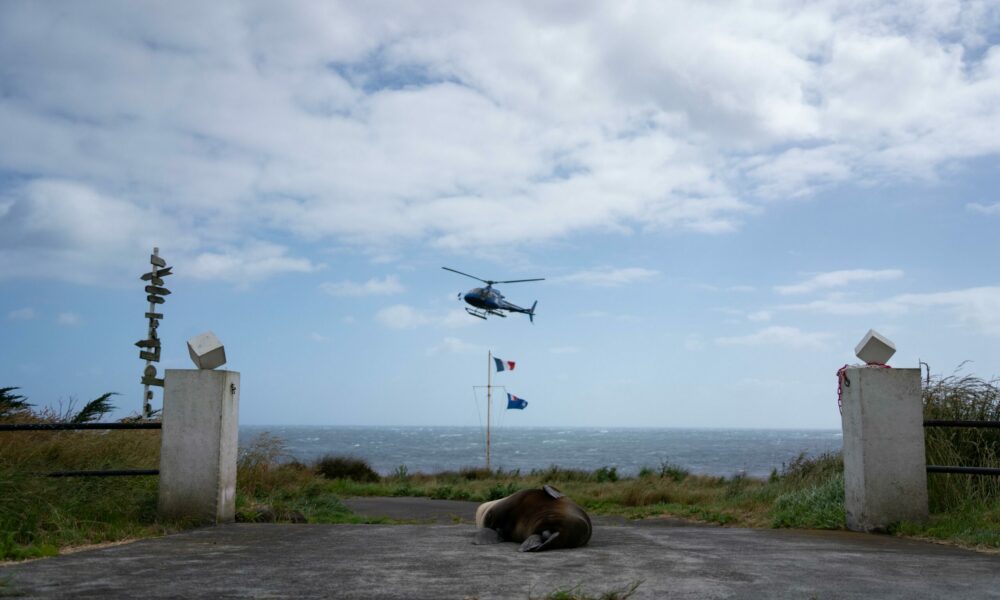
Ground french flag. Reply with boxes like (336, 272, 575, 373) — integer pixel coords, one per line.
(493, 357, 515, 372)
(506, 393, 528, 410)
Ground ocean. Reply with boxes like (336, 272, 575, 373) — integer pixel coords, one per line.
(241, 426, 843, 479)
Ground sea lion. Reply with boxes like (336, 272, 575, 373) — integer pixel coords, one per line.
(473, 485, 592, 552)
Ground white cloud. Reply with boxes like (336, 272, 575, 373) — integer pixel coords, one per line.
(7, 307, 35, 320)
(309, 332, 329, 342)
(966, 202, 1000, 215)
(187, 242, 318, 284)
(56, 312, 81, 326)
(0, 2, 999, 283)
(427, 336, 482, 355)
(556, 267, 659, 287)
(786, 286, 1000, 336)
(375, 304, 474, 329)
(375, 305, 430, 329)
(747, 310, 772, 322)
(776, 269, 904, 295)
(320, 275, 404, 296)
(715, 326, 835, 349)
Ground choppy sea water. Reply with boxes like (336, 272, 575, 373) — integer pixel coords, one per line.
(241, 426, 843, 479)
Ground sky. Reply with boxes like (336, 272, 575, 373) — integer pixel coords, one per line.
(1, 1, 999, 429)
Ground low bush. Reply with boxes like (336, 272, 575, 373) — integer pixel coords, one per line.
(314, 455, 380, 482)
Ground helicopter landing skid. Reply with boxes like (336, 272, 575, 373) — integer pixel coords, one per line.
(465, 307, 505, 320)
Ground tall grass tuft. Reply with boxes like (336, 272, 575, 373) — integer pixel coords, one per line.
(922, 371, 1000, 510)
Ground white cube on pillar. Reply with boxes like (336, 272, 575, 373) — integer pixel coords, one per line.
(188, 331, 227, 370)
(854, 329, 896, 365)
(840, 367, 927, 531)
(159, 369, 240, 523)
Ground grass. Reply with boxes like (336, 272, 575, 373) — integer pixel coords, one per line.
(2, 369, 999, 560)
(531, 580, 643, 600)
(0, 389, 176, 561)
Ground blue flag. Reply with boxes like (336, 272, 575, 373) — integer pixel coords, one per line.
(506, 393, 528, 410)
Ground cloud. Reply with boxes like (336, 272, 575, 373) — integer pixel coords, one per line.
(320, 275, 404, 296)
(309, 332, 329, 342)
(427, 336, 482, 355)
(966, 202, 1000, 215)
(56, 312, 81, 326)
(7, 307, 35, 320)
(1, 2, 999, 284)
(715, 326, 835, 349)
(374, 304, 473, 329)
(556, 267, 659, 287)
(785, 286, 1000, 336)
(0, 179, 189, 284)
(187, 242, 318, 284)
(747, 310, 772, 322)
(775, 269, 904, 295)
(375, 305, 430, 329)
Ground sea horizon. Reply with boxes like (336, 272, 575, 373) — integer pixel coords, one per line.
(241, 425, 843, 479)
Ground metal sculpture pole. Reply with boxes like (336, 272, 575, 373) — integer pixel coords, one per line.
(136, 247, 172, 418)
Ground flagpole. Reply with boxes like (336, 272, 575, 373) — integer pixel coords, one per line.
(487, 350, 492, 471)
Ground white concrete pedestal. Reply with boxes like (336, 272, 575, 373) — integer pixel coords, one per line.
(840, 367, 928, 531)
(159, 369, 240, 523)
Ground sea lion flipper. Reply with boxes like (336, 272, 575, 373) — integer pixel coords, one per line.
(518, 531, 560, 552)
(543, 485, 563, 499)
(473, 528, 502, 545)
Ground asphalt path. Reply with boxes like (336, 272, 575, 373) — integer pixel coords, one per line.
(2, 498, 998, 599)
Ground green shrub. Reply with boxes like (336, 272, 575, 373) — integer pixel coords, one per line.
(314, 455, 380, 482)
(659, 461, 689, 482)
(529, 465, 594, 482)
(594, 466, 619, 483)
(485, 482, 519, 500)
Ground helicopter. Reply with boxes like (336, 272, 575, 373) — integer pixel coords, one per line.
(442, 267, 544, 322)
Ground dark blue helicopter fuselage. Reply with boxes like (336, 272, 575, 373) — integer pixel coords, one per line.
(463, 286, 535, 320)
(464, 287, 503, 310)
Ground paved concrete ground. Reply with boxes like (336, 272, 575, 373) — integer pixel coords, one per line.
(2, 499, 999, 599)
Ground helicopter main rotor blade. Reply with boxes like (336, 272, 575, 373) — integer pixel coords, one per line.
(441, 266, 490, 284)
(495, 278, 546, 284)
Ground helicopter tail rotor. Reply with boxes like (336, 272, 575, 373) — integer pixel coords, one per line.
(529, 300, 537, 323)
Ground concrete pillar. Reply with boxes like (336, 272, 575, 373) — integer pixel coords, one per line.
(159, 369, 240, 523)
(840, 367, 928, 532)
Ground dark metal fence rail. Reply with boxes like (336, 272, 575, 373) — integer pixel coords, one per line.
(46, 469, 160, 478)
(0, 422, 161, 431)
(923, 420, 1000, 476)
(923, 420, 1000, 429)
(1, 421, 161, 477)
